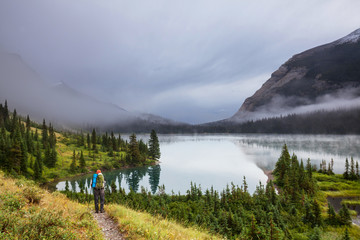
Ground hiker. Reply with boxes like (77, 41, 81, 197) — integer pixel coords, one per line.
(91, 169, 105, 213)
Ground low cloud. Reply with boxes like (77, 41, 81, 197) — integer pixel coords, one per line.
(235, 88, 360, 122)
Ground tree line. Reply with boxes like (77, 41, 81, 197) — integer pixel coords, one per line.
(0, 100, 161, 180)
(65, 144, 354, 239)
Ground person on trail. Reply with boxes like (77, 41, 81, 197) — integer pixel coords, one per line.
(91, 169, 105, 213)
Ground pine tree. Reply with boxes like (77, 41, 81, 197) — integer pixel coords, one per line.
(3, 100, 9, 130)
(65, 180, 70, 191)
(9, 125, 23, 174)
(111, 180, 117, 194)
(87, 133, 91, 149)
(339, 204, 351, 226)
(273, 144, 291, 187)
(343, 228, 351, 240)
(350, 157, 356, 180)
(34, 145, 42, 180)
(148, 129, 160, 160)
(344, 158, 350, 179)
(34, 129, 39, 141)
(327, 204, 337, 225)
(312, 200, 322, 227)
(41, 119, 48, 148)
(356, 161, 359, 179)
(91, 129, 97, 152)
(306, 158, 313, 178)
(129, 133, 141, 165)
(79, 150, 86, 171)
(48, 147, 57, 168)
(70, 150, 77, 172)
(33, 155, 41, 180)
(20, 139, 28, 175)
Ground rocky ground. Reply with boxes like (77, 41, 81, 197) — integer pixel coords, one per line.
(92, 211, 126, 240)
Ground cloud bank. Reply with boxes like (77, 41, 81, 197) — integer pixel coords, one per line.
(1, 0, 360, 123)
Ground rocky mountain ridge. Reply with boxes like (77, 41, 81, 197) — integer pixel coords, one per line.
(230, 28, 360, 121)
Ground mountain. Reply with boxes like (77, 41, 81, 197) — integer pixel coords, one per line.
(230, 28, 360, 121)
(0, 52, 181, 131)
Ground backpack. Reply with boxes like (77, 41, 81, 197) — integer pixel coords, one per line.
(91, 174, 98, 188)
(95, 173, 105, 189)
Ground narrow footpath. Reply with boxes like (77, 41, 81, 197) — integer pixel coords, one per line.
(92, 211, 126, 240)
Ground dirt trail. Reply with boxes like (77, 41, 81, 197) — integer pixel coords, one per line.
(92, 211, 126, 240)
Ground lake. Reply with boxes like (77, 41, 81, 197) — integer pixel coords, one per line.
(53, 134, 360, 194)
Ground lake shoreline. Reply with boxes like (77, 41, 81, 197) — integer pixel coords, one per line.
(43, 160, 160, 191)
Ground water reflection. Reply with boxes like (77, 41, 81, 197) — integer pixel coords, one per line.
(54, 165, 161, 194)
(53, 134, 360, 194)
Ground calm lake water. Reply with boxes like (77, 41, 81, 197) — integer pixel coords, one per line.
(53, 134, 360, 194)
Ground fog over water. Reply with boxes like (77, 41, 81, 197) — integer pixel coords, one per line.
(53, 134, 360, 194)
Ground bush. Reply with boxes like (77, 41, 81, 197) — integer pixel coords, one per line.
(0, 193, 26, 211)
(23, 186, 43, 204)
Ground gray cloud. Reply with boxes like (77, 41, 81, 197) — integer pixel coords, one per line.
(1, 0, 360, 123)
(235, 88, 360, 122)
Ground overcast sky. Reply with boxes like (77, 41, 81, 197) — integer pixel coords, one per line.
(0, 0, 360, 124)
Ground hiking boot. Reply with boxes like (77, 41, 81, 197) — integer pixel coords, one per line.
(95, 210, 99, 213)
(100, 210, 105, 213)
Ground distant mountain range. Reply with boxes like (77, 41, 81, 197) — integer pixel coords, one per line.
(1, 28, 360, 133)
(0, 52, 184, 132)
(229, 28, 360, 122)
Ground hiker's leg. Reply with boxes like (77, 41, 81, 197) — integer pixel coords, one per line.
(100, 188, 105, 212)
(94, 189, 99, 212)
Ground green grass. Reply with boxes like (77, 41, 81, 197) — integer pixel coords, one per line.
(313, 172, 360, 197)
(0, 171, 104, 239)
(35, 129, 150, 182)
(342, 199, 360, 205)
(312, 172, 360, 239)
(105, 204, 223, 240)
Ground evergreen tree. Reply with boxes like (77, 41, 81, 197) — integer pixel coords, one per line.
(70, 150, 77, 172)
(344, 158, 350, 179)
(343, 228, 351, 240)
(273, 144, 291, 186)
(10, 109, 17, 134)
(3, 100, 9, 130)
(34, 129, 39, 141)
(350, 157, 356, 180)
(41, 119, 48, 148)
(306, 158, 313, 178)
(33, 155, 41, 180)
(339, 204, 351, 225)
(34, 145, 42, 180)
(148, 129, 160, 160)
(129, 133, 141, 165)
(65, 180, 70, 191)
(91, 129, 97, 152)
(20, 139, 28, 175)
(111, 180, 117, 194)
(308, 227, 321, 240)
(9, 125, 23, 174)
(48, 147, 57, 168)
(356, 161, 359, 179)
(327, 204, 337, 225)
(79, 150, 86, 171)
(312, 200, 322, 227)
(87, 133, 91, 149)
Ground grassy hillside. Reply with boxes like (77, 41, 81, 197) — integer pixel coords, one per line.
(0, 170, 104, 239)
(313, 172, 360, 239)
(106, 204, 222, 240)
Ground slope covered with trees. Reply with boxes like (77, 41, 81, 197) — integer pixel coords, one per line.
(0, 100, 160, 182)
(64, 144, 360, 239)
